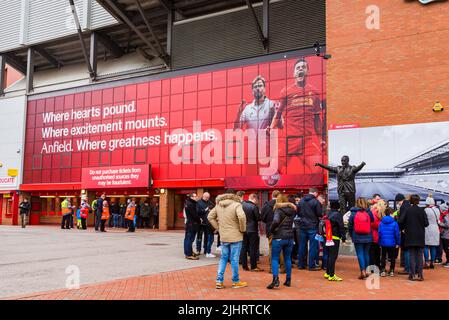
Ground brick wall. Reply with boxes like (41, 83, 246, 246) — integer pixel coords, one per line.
(327, 0, 449, 128)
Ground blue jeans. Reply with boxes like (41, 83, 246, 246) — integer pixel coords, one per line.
(354, 243, 371, 271)
(403, 248, 410, 272)
(184, 229, 197, 257)
(113, 214, 120, 227)
(205, 233, 214, 254)
(196, 225, 208, 253)
(298, 229, 318, 269)
(272, 239, 294, 278)
(216, 241, 242, 283)
(424, 245, 438, 262)
(95, 212, 102, 230)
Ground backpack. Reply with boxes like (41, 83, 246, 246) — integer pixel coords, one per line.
(318, 215, 328, 236)
(354, 210, 371, 234)
(92, 200, 98, 211)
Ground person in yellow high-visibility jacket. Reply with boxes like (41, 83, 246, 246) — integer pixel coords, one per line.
(61, 197, 74, 230)
(100, 200, 110, 232)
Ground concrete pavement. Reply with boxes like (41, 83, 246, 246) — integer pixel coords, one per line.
(0, 225, 222, 298)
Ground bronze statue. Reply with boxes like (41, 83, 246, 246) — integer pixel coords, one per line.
(315, 156, 366, 214)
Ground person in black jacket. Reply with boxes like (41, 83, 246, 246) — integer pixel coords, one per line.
(396, 193, 411, 275)
(240, 193, 263, 271)
(119, 199, 127, 228)
(184, 193, 201, 260)
(196, 192, 215, 257)
(261, 190, 285, 274)
(324, 200, 346, 281)
(398, 194, 429, 281)
(110, 199, 120, 228)
(95, 193, 105, 231)
(267, 194, 296, 289)
(292, 194, 302, 265)
(298, 188, 323, 270)
(19, 198, 31, 228)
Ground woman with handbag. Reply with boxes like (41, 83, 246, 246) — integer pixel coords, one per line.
(424, 196, 441, 269)
(267, 194, 296, 289)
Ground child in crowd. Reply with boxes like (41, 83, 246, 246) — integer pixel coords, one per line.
(378, 207, 401, 276)
(76, 208, 82, 229)
(323, 200, 346, 281)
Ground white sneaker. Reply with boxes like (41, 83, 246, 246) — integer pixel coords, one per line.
(206, 253, 216, 258)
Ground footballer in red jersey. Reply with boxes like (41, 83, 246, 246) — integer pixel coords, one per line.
(271, 58, 326, 175)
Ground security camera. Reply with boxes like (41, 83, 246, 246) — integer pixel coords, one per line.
(314, 42, 321, 56)
(17, 149, 21, 153)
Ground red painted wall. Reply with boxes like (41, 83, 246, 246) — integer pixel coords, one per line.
(5, 64, 22, 88)
(23, 54, 326, 189)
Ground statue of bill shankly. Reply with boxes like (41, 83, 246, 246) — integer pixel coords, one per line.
(315, 155, 366, 214)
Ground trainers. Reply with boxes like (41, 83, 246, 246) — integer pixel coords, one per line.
(328, 275, 343, 281)
(323, 273, 330, 279)
(215, 282, 225, 289)
(186, 255, 199, 260)
(380, 271, 387, 277)
(389, 271, 394, 277)
(444, 263, 449, 268)
(206, 253, 216, 258)
(232, 281, 248, 289)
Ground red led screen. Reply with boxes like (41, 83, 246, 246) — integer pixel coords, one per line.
(23, 54, 326, 189)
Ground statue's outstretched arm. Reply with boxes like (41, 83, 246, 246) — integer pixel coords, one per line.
(353, 161, 366, 173)
(315, 162, 338, 173)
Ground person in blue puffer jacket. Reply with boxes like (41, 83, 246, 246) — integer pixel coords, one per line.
(378, 207, 401, 277)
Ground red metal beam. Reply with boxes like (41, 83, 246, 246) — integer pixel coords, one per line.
(20, 179, 225, 191)
(20, 183, 82, 191)
(152, 179, 225, 188)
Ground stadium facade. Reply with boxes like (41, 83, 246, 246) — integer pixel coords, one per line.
(1, 0, 448, 226)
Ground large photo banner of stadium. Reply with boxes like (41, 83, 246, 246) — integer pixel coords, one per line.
(328, 121, 449, 205)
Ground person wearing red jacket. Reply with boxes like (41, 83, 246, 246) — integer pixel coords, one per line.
(369, 199, 387, 270)
(437, 202, 449, 267)
(79, 197, 90, 230)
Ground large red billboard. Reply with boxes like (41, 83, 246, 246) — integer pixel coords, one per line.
(23, 54, 326, 189)
(81, 165, 150, 189)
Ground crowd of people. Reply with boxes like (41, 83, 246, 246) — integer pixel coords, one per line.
(182, 189, 449, 289)
(17, 187, 449, 289)
(56, 193, 160, 232)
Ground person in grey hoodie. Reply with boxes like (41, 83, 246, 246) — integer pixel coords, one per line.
(424, 197, 441, 269)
